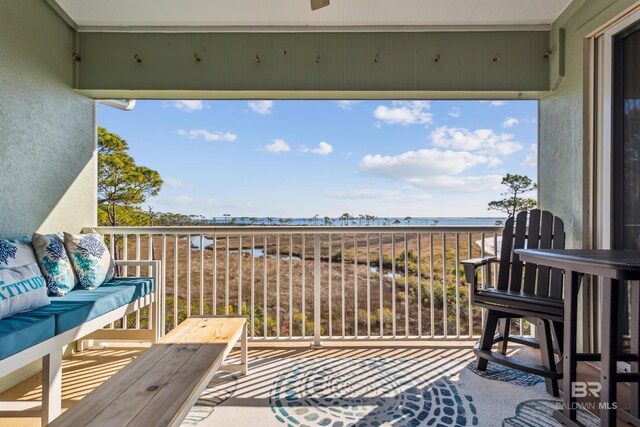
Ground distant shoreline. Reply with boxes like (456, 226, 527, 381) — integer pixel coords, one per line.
(198, 216, 506, 227)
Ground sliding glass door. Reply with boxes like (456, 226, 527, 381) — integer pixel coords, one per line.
(613, 23, 640, 252)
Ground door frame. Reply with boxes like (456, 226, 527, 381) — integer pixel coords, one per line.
(586, 4, 640, 354)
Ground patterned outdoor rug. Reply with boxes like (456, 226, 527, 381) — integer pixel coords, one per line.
(181, 354, 599, 427)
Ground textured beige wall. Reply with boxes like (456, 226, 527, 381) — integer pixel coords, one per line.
(539, 0, 636, 248)
(0, 0, 96, 237)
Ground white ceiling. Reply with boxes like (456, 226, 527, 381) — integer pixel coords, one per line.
(53, 0, 572, 31)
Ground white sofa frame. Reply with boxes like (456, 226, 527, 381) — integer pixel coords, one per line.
(0, 260, 161, 424)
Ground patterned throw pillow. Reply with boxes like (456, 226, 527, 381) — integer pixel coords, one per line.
(32, 233, 78, 296)
(0, 237, 37, 268)
(64, 233, 116, 290)
(0, 263, 50, 320)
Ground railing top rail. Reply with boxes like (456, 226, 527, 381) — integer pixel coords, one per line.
(87, 225, 504, 235)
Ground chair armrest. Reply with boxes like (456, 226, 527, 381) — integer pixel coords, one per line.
(460, 257, 497, 294)
(460, 256, 498, 267)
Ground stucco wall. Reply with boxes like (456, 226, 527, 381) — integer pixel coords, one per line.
(0, 0, 96, 237)
(539, 0, 636, 248)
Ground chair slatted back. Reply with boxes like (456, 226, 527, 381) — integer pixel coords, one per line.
(495, 209, 565, 298)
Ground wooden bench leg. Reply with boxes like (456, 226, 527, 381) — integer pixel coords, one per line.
(42, 348, 63, 424)
(241, 322, 248, 375)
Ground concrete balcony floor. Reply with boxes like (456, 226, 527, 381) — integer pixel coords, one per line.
(0, 340, 629, 426)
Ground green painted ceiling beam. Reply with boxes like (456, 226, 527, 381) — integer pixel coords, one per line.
(76, 31, 550, 98)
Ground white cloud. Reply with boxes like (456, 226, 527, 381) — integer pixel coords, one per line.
(503, 117, 519, 128)
(431, 126, 522, 156)
(173, 100, 204, 112)
(521, 144, 538, 168)
(248, 100, 273, 115)
(178, 129, 238, 142)
(448, 107, 461, 118)
(359, 147, 505, 192)
(373, 101, 433, 126)
(265, 139, 290, 153)
(164, 177, 185, 188)
(490, 101, 506, 106)
(360, 148, 489, 182)
(300, 141, 334, 156)
(337, 101, 360, 110)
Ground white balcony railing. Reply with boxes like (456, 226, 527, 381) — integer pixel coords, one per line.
(88, 225, 521, 344)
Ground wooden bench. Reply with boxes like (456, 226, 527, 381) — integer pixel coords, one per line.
(49, 316, 248, 427)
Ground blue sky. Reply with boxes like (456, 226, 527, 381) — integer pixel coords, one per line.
(98, 100, 537, 218)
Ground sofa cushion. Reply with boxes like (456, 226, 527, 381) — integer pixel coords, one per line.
(32, 233, 77, 296)
(0, 237, 37, 268)
(0, 312, 56, 360)
(64, 233, 116, 290)
(0, 263, 50, 320)
(32, 277, 154, 334)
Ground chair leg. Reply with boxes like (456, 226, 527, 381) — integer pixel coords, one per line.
(498, 318, 510, 355)
(537, 319, 560, 397)
(551, 320, 563, 356)
(476, 310, 500, 371)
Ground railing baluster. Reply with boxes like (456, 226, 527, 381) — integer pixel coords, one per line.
(173, 235, 178, 328)
(480, 231, 486, 333)
(186, 234, 191, 318)
(122, 234, 129, 329)
(302, 235, 306, 338)
(313, 234, 321, 347)
(455, 233, 460, 338)
(212, 234, 217, 315)
(200, 235, 204, 315)
(238, 235, 242, 316)
(353, 234, 358, 337)
(366, 233, 371, 337)
(392, 233, 396, 337)
(109, 234, 115, 329)
(403, 234, 408, 335)
(276, 234, 280, 338)
(225, 235, 230, 315)
(468, 232, 473, 337)
(341, 234, 345, 337)
(430, 233, 434, 337)
(289, 235, 293, 338)
(379, 233, 383, 337)
(263, 235, 268, 338)
(328, 234, 332, 338)
(160, 233, 166, 335)
(417, 233, 422, 337)
(442, 233, 447, 338)
(251, 235, 255, 338)
(135, 233, 141, 329)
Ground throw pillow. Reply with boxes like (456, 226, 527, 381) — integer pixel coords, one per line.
(32, 233, 77, 296)
(64, 232, 116, 289)
(0, 263, 50, 320)
(0, 237, 37, 268)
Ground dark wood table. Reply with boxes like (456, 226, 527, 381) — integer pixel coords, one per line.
(516, 249, 640, 427)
